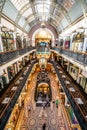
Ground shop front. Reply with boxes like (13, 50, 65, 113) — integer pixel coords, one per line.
(7, 65, 15, 80)
(16, 34, 22, 49)
(71, 32, 84, 52)
(18, 60, 23, 71)
(1, 28, 15, 52)
(64, 37, 70, 49)
(69, 64, 79, 80)
(23, 36, 27, 48)
(0, 70, 8, 91)
(80, 70, 87, 93)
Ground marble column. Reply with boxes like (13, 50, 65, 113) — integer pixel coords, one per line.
(83, 28, 87, 52)
(13, 29, 17, 50)
(0, 24, 3, 52)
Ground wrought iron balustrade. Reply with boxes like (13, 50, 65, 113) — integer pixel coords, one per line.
(52, 47, 87, 65)
(0, 61, 36, 130)
(0, 47, 36, 65)
(50, 61, 87, 130)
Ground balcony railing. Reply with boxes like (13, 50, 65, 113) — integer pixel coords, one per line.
(0, 60, 37, 130)
(50, 61, 87, 130)
(0, 47, 36, 65)
(51, 47, 87, 65)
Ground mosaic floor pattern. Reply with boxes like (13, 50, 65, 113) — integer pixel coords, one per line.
(18, 72, 71, 130)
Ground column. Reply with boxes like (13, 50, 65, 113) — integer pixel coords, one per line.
(67, 61, 70, 72)
(0, 24, 3, 52)
(63, 37, 65, 48)
(65, 95, 68, 106)
(4, 68, 9, 84)
(28, 38, 31, 46)
(13, 28, 17, 50)
(17, 61, 20, 72)
(19, 95, 22, 107)
(77, 68, 82, 84)
(21, 34, 24, 48)
(70, 34, 74, 50)
(83, 28, 87, 52)
(61, 57, 63, 66)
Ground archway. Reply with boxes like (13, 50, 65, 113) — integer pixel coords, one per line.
(32, 28, 55, 47)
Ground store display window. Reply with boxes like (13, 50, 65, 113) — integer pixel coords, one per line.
(7, 66, 14, 80)
(65, 41, 70, 49)
(24, 56, 28, 64)
(1, 29, 15, 52)
(65, 37, 70, 49)
(72, 32, 84, 52)
(13, 62, 18, 74)
(16, 35, 22, 49)
(23, 37, 27, 48)
(0, 76, 4, 91)
(59, 39, 63, 47)
(18, 60, 23, 70)
(80, 76, 87, 89)
(0, 70, 8, 88)
(69, 65, 78, 80)
(85, 83, 87, 94)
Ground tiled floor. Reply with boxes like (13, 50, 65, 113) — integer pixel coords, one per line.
(17, 71, 71, 130)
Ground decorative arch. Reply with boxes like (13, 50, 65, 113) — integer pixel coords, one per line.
(32, 28, 55, 46)
(28, 23, 58, 47)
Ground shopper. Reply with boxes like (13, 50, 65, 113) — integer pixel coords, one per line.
(42, 123, 46, 130)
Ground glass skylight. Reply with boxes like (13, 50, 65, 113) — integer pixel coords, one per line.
(35, 4, 50, 15)
(27, 15, 35, 23)
(22, 8, 33, 18)
(58, 0, 75, 11)
(10, 0, 29, 11)
(9, 0, 76, 31)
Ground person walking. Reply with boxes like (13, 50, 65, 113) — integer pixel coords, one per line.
(42, 123, 46, 130)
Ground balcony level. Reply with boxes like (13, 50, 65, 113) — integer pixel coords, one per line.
(51, 61, 87, 130)
(52, 47, 87, 65)
(0, 60, 36, 130)
(1, 46, 87, 69)
(0, 47, 35, 66)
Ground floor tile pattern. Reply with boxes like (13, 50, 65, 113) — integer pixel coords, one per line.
(18, 71, 71, 130)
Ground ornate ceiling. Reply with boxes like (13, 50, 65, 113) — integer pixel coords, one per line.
(0, 0, 87, 33)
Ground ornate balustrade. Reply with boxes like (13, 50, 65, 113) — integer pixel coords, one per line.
(0, 47, 36, 65)
(52, 47, 87, 65)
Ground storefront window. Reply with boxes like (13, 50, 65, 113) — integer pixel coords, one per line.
(69, 65, 78, 80)
(0, 77, 3, 91)
(16, 35, 22, 49)
(85, 83, 87, 93)
(72, 32, 84, 52)
(18, 61, 23, 70)
(7, 66, 14, 80)
(23, 38, 27, 48)
(1, 30, 14, 52)
(80, 77, 87, 89)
